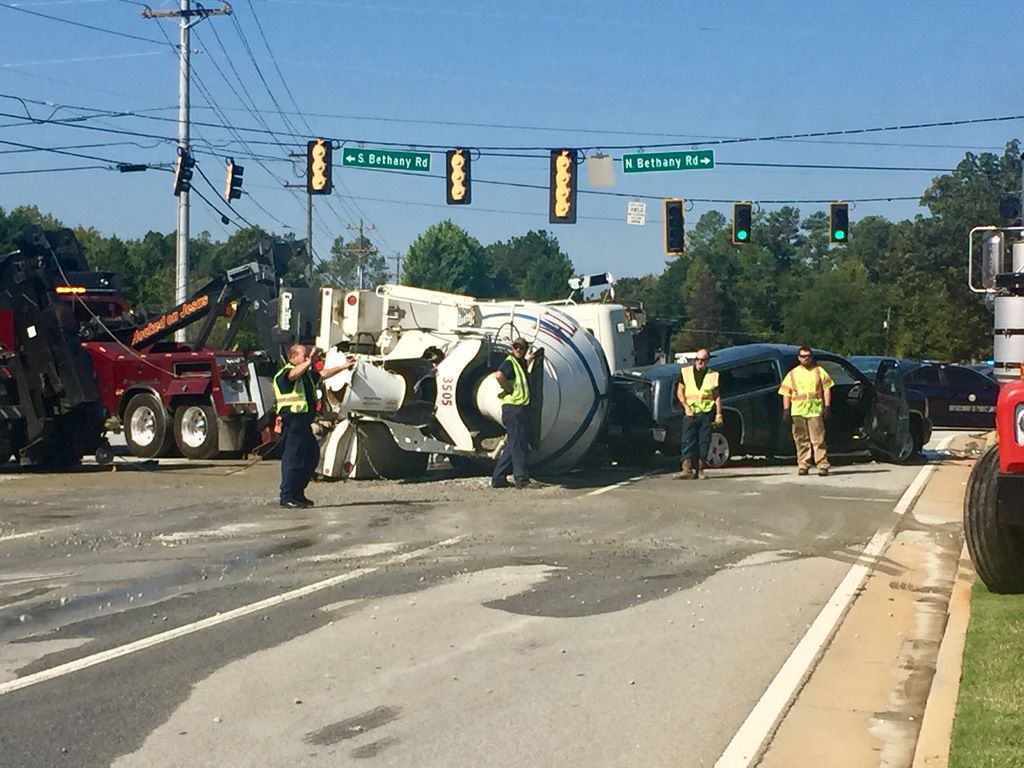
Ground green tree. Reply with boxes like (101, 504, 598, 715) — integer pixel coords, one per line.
(482, 230, 574, 300)
(0, 205, 64, 252)
(403, 220, 487, 295)
(783, 259, 889, 354)
(315, 234, 388, 289)
(675, 257, 729, 351)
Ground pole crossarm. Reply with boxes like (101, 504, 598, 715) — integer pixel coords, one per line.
(142, 3, 232, 25)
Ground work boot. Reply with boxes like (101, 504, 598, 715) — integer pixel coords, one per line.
(676, 461, 694, 480)
(818, 468, 830, 477)
(697, 462, 710, 480)
(797, 467, 809, 476)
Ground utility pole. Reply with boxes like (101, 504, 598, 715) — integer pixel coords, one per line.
(391, 252, 403, 284)
(285, 149, 316, 280)
(144, 1, 231, 342)
(345, 219, 378, 289)
(306, 192, 313, 282)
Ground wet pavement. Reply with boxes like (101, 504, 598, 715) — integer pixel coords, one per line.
(0, 436, 968, 767)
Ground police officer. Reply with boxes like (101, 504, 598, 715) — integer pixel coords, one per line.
(491, 338, 532, 489)
(274, 344, 352, 508)
(676, 348, 723, 479)
(779, 346, 834, 476)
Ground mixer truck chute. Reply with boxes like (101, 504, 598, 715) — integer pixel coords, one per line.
(312, 284, 610, 480)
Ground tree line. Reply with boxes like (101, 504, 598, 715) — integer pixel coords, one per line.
(1, 141, 1020, 361)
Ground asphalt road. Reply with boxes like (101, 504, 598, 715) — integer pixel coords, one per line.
(0, 436, 960, 767)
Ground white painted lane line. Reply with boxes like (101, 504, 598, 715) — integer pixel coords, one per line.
(585, 475, 647, 497)
(821, 496, 894, 503)
(0, 527, 57, 544)
(0, 536, 464, 697)
(714, 435, 957, 768)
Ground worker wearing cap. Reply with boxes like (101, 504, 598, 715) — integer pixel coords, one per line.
(675, 348, 723, 479)
(779, 346, 834, 476)
(491, 338, 532, 489)
(273, 344, 353, 508)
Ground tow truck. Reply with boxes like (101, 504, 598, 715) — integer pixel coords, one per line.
(0, 227, 105, 467)
(964, 225, 1024, 592)
(58, 235, 305, 460)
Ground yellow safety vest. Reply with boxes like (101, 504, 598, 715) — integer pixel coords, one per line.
(499, 355, 530, 406)
(778, 365, 833, 418)
(273, 363, 310, 414)
(680, 366, 719, 414)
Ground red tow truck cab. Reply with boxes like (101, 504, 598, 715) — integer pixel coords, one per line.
(997, 376, 1024, 474)
(57, 241, 299, 461)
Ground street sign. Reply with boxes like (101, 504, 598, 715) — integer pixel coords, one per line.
(342, 148, 431, 172)
(622, 150, 715, 174)
(626, 201, 646, 225)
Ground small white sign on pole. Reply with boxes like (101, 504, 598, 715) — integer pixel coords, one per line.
(626, 200, 646, 226)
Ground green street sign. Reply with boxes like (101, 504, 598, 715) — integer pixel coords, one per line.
(342, 148, 431, 172)
(622, 150, 715, 174)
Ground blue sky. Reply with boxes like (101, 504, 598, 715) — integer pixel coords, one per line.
(1, 0, 1022, 280)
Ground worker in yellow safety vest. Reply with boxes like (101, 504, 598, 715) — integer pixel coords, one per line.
(675, 348, 723, 479)
(778, 346, 834, 476)
(273, 344, 353, 508)
(491, 337, 533, 489)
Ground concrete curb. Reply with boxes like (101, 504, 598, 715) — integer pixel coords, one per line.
(911, 544, 975, 768)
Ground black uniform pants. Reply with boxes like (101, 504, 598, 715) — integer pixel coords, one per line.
(681, 410, 714, 465)
(279, 416, 319, 502)
(492, 404, 530, 485)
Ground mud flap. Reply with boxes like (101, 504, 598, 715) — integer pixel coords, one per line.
(997, 473, 1024, 526)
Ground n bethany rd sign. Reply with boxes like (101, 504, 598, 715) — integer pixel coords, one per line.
(622, 150, 715, 173)
(342, 148, 431, 172)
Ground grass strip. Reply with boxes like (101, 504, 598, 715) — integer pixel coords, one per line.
(949, 582, 1024, 767)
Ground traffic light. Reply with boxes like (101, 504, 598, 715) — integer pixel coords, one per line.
(224, 158, 244, 202)
(306, 138, 333, 195)
(830, 201, 850, 243)
(446, 148, 471, 205)
(664, 198, 685, 255)
(549, 148, 578, 224)
(172, 150, 194, 196)
(733, 202, 752, 245)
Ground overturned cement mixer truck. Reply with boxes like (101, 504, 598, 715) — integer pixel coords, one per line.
(309, 283, 612, 480)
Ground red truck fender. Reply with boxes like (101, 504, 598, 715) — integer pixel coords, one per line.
(997, 378, 1024, 474)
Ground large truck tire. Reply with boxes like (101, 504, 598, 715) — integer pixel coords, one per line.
(173, 403, 220, 460)
(964, 445, 1024, 594)
(124, 393, 176, 459)
(353, 422, 428, 479)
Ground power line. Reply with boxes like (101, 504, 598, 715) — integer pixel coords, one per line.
(7, 90, 1016, 160)
(0, 1, 170, 45)
(0, 164, 110, 176)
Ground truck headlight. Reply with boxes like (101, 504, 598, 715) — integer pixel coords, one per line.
(1017, 404, 1024, 446)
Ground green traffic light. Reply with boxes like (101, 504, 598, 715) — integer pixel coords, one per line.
(737, 230, 748, 241)
(835, 230, 846, 240)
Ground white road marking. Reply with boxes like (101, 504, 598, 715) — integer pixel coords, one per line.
(584, 475, 647, 497)
(713, 435, 956, 768)
(0, 536, 464, 697)
(0, 527, 57, 543)
(821, 495, 894, 503)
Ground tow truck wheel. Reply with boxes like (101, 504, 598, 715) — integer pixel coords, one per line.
(124, 393, 175, 459)
(964, 445, 1024, 594)
(174, 404, 220, 460)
